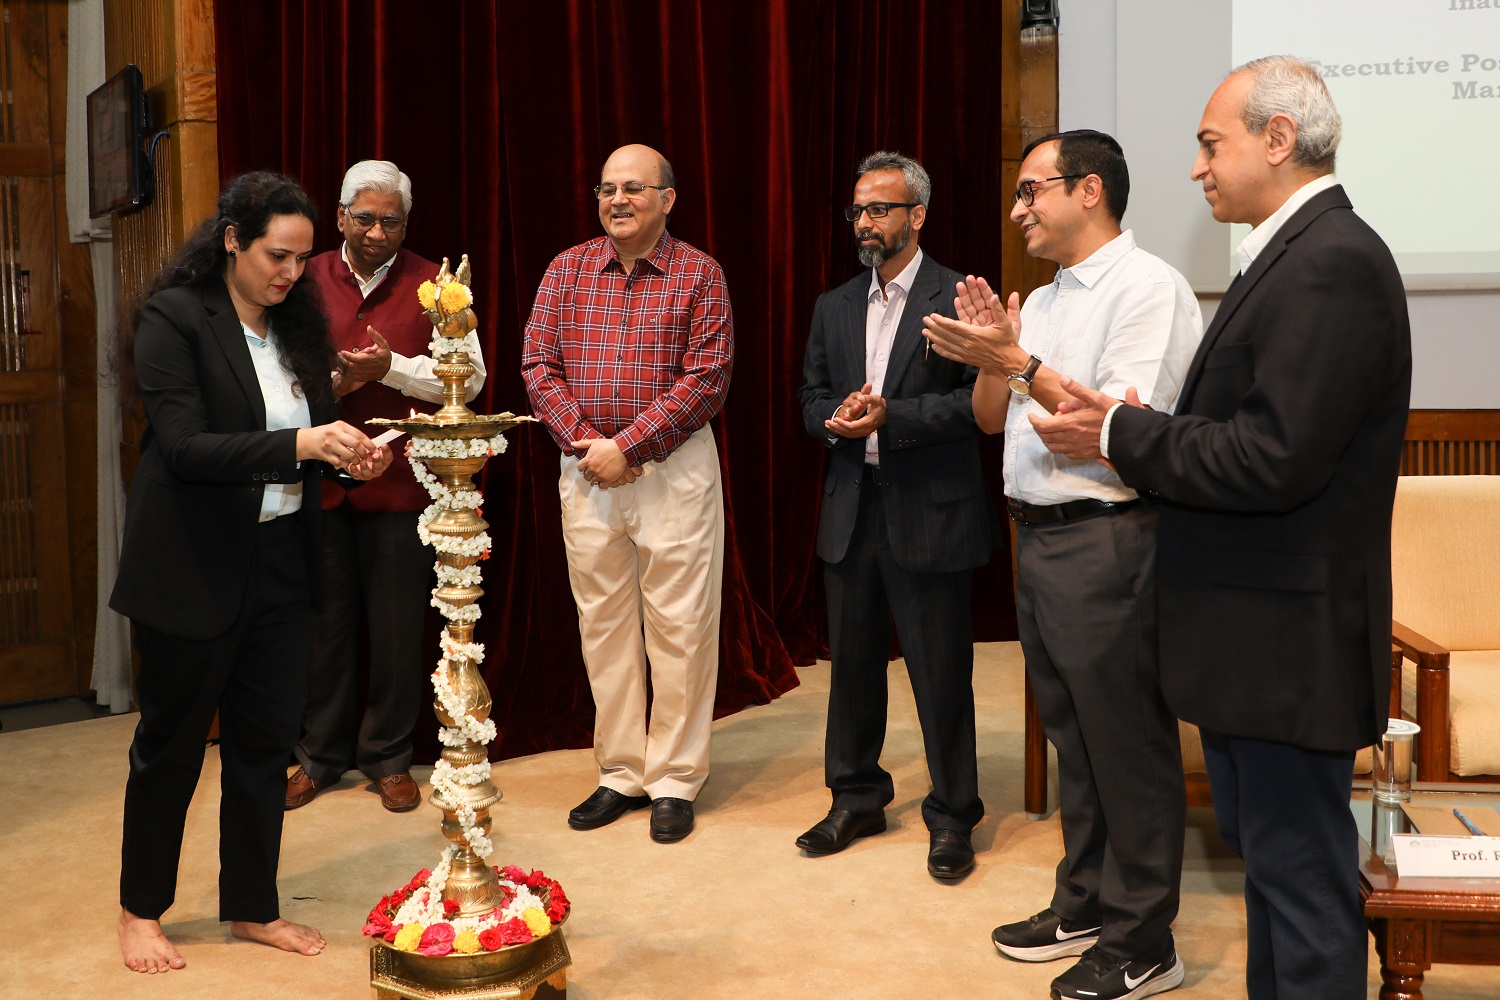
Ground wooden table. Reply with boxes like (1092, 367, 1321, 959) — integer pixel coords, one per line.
(1357, 792, 1500, 999)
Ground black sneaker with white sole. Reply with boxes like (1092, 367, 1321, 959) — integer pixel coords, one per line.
(1049, 943, 1185, 1000)
(991, 907, 1102, 961)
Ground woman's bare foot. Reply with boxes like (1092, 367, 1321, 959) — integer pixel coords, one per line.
(119, 908, 187, 973)
(229, 918, 326, 955)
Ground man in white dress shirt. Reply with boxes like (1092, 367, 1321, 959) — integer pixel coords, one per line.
(924, 129, 1201, 1000)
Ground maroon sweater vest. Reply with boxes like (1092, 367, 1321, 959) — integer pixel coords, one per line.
(309, 247, 442, 513)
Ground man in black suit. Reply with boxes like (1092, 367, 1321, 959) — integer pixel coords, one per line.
(797, 151, 993, 881)
(1033, 57, 1412, 1000)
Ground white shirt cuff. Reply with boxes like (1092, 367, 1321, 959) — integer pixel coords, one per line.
(1100, 402, 1124, 460)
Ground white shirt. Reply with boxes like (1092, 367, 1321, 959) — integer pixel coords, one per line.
(863, 248, 924, 464)
(1099, 174, 1337, 459)
(243, 322, 312, 521)
(1005, 230, 1202, 504)
(1236, 173, 1338, 274)
(341, 242, 397, 298)
(337, 242, 488, 405)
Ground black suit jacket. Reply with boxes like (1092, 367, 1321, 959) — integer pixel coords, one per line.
(1110, 185, 1411, 751)
(799, 254, 995, 574)
(110, 278, 337, 641)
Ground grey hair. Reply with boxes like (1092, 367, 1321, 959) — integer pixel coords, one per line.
(1234, 56, 1342, 170)
(339, 159, 413, 213)
(856, 150, 932, 208)
(658, 156, 676, 189)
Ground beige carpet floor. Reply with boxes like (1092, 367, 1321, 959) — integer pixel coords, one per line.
(4, 641, 1498, 999)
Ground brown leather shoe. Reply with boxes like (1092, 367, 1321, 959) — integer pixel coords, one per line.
(285, 766, 329, 810)
(376, 772, 422, 812)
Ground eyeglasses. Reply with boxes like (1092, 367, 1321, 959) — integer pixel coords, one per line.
(1011, 175, 1085, 207)
(344, 209, 407, 233)
(844, 201, 920, 222)
(593, 181, 670, 199)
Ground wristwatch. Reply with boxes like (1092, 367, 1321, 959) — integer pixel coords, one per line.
(1007, 355, 1042, 396)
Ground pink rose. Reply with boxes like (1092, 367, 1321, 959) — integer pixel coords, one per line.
(497, 918, 532, 946)
(417, 923, 456, 956)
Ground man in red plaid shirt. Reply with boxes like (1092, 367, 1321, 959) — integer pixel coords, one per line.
(521, 143, 733, 844)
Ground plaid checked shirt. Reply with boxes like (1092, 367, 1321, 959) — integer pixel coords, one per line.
(521, 232, 734, 467)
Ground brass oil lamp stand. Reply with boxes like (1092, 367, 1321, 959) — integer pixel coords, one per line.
(366, 257, 567, 998)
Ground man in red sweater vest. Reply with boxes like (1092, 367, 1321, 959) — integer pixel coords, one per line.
(286, 161, 486, 812)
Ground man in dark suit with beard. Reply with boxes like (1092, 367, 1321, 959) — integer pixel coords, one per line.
(1032, 56, 1412, 1000)
(797, 151, 994, 882)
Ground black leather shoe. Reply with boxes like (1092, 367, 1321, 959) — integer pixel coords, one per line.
(927, 828, 975, 882)
(794, 808, 887, 855)
(568, 787, 650, 830)
(650, 797, 695, 843)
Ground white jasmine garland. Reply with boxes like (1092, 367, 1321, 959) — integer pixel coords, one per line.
(436, 563, 484, 587)
(387, 874, 551, 939)
(429, 328, 481, 360)
(433, 760, 493, 786)
(432, 595, 483, 622)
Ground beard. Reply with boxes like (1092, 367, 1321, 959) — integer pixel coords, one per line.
(855, 218, 912, 269)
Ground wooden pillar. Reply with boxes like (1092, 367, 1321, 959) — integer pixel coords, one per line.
(102, 0, 219, 481)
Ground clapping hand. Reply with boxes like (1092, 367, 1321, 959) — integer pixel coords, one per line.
(922, 275, 1023, 370)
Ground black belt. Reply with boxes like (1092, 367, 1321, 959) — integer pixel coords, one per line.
(863, 464, 884, 486)
(1007, 497, 1141, 526)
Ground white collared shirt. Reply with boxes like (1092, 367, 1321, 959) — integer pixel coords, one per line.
(1006, 230, 1202, 504)
(863, 248, 924, 464)
(243, 322, 312, 521)
(1236, 173, 1339, 274)
(341, 242, 397, 298)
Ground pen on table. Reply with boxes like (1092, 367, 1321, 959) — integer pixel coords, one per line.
(1453, 807, 1487, 836)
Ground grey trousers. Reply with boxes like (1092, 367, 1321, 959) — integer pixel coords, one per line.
(1015, 504, 1185, 959)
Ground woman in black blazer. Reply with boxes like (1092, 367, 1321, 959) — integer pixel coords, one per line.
(110, 172, 393, 974)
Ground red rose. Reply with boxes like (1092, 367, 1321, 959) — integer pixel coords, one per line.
(407, 868, 432, 890)
(501, 865, 527, 883)
(417, 923, 456, 956)
(545, 897, 569, 922)
(363, 911, 394, 938)
(390, 888, 409, 907)
(524, 871, 547, 889)
(443, 899, 460, 918)
(478, 926, 505, 951)
(384, 923, 401, 943)
(497, 918, 532, 945)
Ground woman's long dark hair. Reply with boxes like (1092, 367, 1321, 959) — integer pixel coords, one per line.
(118, 171, 334, 410)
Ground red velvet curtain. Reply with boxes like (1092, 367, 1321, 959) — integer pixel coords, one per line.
(213, 0, 1017, 761)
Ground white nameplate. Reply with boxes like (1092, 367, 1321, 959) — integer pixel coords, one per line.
(1391, 835, 1500, 877)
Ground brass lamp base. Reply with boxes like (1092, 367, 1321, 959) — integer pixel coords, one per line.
(371, 932, 570, 999)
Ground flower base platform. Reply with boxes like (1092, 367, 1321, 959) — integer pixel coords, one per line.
(370, 931, 569, 999)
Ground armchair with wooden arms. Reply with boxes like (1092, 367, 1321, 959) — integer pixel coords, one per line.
(1389, 475, 1500, 783)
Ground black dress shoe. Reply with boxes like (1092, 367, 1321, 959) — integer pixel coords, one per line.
(794, 808, 887, 855)
(650, 797, 695, 843)
(568, 787, 650, 830)
(927, 828, 975, 882)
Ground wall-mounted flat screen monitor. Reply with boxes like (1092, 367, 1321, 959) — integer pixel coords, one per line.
(87, 64, 153, 218)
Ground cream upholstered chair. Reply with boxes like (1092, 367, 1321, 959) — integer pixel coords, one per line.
(1390, 475, 1500, 781)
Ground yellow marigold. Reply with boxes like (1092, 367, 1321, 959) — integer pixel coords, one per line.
(439, 281, 472, 313)
(417, 281, 438, 311)
(521, 907, 552, 938)
(392, 923, 424, 952)
(452, 930, 482, 954)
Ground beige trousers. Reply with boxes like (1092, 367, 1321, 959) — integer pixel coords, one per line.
(558, 426, 725, 801)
